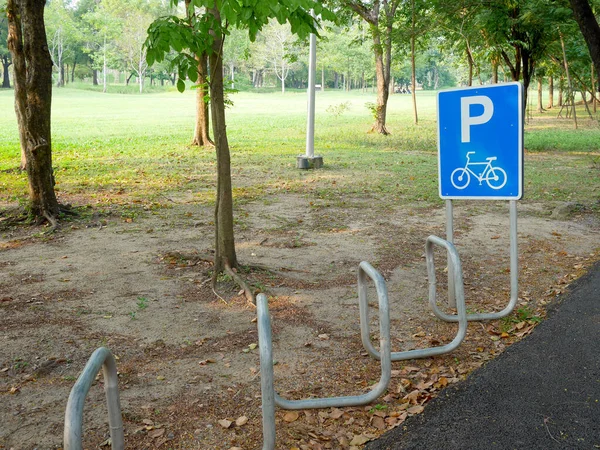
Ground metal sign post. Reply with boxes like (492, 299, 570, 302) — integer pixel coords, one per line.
(437, 82, 523, 318)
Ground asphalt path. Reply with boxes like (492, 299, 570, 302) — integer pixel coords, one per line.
(366, 261, 600, 450)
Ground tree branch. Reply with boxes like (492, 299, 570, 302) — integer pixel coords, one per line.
(343, 0, 378, 25)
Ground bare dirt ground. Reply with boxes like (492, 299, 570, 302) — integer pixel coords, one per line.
(1, 195, 599, 450)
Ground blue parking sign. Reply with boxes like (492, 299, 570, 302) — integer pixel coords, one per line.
(438, 82, 523, 200)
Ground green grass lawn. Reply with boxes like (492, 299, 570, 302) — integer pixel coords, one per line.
(0, 87, 598, 212)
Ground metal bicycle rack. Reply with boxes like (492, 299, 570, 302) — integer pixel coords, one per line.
(257, 262, 392, 449)
(359, 235, 468, 361)
(257, 237, 471, 449)
(437, 199, 519, 322)
(258, 261, 392, 411)
(64, 347, 124, 450)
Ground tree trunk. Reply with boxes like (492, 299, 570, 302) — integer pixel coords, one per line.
(103, 42, 107, 93)
(58, 61, 64, 87)
(371, 23, 389, 134)
(547, 76, 554, 108)
(7, 0, 60, 222)
(522, 50, 534, 111)
(491, 58, 498, 84)
(592, 64, 597, 113)
(321, 66, 325, 91)
(192, 53, 213, 147)
(569, 0, 600, 82)
(92, 69, 98, 85)
(466, 47, 474, 86)
(71, 58, 76, 82)
(537, 78, 544, 113)
(208, 8, 237, 276)
(559, 31, 578, 129)
(1, 56, 11, 88)
(410, 0, 418, 125)
(558, 76, 564, 106)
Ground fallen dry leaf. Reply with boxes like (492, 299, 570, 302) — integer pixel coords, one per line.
(404, 389, 420, 404)
(329, 408, 344, 419)
(349, 434, 371, 446)
(148, 428, 165, 438)
(235, 416, 248, 426)
(407, 405, 424, 415)
(435, 377, 449, 388)
(199, 359, 216, 365)
(283, 411, 300, 423)
(318, 334, 330, 340)
(415, 380, 434, 390)
(371, 416, 386, 430)
(218, 419, 232, 429)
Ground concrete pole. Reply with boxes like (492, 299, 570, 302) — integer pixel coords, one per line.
(297, 16, 323, 170)
(305, 31, 317, 159)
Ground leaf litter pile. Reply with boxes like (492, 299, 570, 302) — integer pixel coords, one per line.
(0, 196, 598, 449)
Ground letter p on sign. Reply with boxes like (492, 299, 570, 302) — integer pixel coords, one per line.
(461, 96, 494, 143)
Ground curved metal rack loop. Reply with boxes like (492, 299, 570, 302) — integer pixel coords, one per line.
(258, 261, 392, 412)
(64, 347, 124, 450)
(434, 200, 519, 322)
(360, 235, 468, 361)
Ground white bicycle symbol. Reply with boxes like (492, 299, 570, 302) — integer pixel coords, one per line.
(450, 151, 507, 190)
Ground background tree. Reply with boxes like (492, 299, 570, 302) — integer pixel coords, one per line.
(254, 20, 302, 94)
(119, 8, 153, 93)
(223, 26, 250, 90)
(82, 0, 122, 92)
(432, 0, 485, 86)
(7, 0, 60, 223)
(318, 24, 373, 90)
(568, 0, 600, 80)
(477, 0, 567, 109)
(342, 0, 401, 134)
(45, 0, 79, 87)
(1, 6, 12, 88)
(146, 0, 334, 289)
(184, 0, 212, 146)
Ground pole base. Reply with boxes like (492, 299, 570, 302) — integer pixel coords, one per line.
(297, 155, 323, 170)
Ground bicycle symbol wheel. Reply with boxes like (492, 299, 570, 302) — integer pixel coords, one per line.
(485, 167, 507, 189)
(450, 168, 470, 189)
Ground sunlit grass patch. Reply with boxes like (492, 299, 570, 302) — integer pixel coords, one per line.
(0, 87, 598, 214)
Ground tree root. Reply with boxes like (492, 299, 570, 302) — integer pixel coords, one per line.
(41, 211, 58, 233)
(40, 204, 78, 233)
(59, 204, 78, 216)
(368, 124, 391, 135)
(224, 261, 255, 306)
(164, 252, 257, 305)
